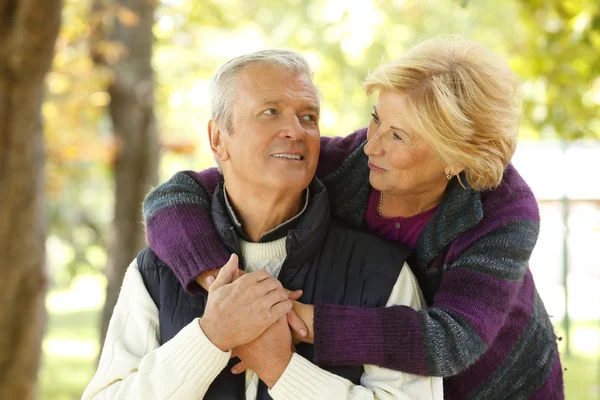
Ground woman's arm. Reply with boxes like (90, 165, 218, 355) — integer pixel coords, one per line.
(313, 214, 540, 377)
(143, 169, 228, 294)
(142, 128, 368, 294)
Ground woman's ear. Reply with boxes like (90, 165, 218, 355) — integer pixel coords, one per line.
(445, 163, 465, 178)
(208, 120, 230, 162)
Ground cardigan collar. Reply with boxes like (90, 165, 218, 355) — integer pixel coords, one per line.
(415, 172, 484, 269)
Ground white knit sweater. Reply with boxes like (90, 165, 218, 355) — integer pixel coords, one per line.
(82, 238, 443, 399)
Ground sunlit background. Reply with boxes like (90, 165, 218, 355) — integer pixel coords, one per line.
(40, 0, 599, 399)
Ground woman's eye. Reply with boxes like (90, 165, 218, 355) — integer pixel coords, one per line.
(393, 132, 403, 141)
(263, 108, 277, 115)
(302, 114, 316, 122)
(370, 113, 380, 123)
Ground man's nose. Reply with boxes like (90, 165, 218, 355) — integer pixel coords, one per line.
(279, 115, 306, 140)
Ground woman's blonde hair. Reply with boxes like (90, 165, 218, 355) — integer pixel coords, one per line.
(364, 35, 521, 191)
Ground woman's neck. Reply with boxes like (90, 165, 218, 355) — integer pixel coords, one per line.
(379, 185, 445, 218)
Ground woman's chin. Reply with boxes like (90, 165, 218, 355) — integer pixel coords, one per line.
(368, 175, 384, 192)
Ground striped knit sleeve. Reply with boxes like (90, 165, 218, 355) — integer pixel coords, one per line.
(142, 169, 229, 294)
(313, 216, 541, 377)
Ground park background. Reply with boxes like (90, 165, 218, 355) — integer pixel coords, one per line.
(0, 0, 598, 399)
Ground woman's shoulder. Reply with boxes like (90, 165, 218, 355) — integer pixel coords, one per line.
(316, 127, 368, 179)
(479, 163, 539, 224)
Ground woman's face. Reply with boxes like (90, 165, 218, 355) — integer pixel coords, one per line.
(364, 90, 449, 197)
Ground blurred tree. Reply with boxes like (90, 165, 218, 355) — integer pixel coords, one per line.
(513, 0, 600, 140)
(0, 0, 62, 398)
(90, 0, 159, 345)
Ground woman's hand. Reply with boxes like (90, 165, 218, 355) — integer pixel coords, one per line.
(290, 301, 314, 344)
(195, 269, 223, 291)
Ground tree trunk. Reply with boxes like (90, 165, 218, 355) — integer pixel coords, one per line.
(0, 1, 62, 398)
(94, 0, 159, 345)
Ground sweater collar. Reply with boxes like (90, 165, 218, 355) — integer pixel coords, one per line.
(211, 179, 330, 275)
(415, 172, 483, 269)
(222, 185, 310, 243)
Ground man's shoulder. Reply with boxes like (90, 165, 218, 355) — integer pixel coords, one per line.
(136, 247, 165, 272)
(135, 247, 170, 307)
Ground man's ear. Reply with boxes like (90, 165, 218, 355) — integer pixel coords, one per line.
(208, 120, 230, 162)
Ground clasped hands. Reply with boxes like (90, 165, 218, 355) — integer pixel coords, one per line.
(198, 254, 314, 388)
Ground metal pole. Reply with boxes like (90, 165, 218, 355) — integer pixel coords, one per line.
(561, 194, 570, 357)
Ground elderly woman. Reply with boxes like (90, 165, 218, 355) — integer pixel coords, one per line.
(143, 36, 564, 399)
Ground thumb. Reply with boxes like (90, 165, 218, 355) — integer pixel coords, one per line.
(210, 254, 239, 293)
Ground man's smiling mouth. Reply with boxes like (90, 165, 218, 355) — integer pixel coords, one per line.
(271, 153, 304, 160)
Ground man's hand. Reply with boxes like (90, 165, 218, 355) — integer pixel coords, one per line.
(196, 260, 308, 339)
(233, 316, 293, 388)
(199, 254, 293, 351)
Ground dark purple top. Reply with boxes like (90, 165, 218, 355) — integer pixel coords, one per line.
(364, 189, 437, 249)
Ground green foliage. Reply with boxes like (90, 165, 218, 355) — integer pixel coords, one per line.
(513, 0, 600, 139)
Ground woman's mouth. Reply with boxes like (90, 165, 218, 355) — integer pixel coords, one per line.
(368, 162, 387, 172)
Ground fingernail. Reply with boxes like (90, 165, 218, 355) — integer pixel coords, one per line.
(300, 329, 307, 337)
(206, 276, 215, 286)
(232, 366, 240, 374)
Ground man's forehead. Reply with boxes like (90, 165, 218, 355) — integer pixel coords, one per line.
(236, 66, 319, 106)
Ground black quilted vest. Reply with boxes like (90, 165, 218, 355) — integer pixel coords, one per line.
(138, 179, 409, 399)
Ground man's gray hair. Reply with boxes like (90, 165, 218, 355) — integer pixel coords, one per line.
(209, 49, 316, 131)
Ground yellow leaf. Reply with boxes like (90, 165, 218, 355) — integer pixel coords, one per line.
(117, 5, 140, 27)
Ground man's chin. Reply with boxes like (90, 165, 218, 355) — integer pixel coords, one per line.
(267, 175, 312, 192)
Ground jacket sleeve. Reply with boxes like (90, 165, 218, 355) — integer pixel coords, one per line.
(313, 214, 540, 377)
(269, 266, 443, 399)
(141, 129, 368, 294)
(81, 260, 231, 400)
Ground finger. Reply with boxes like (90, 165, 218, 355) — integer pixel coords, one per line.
(286, 309, 308, 338)
(210, 254, 238, 292)
(202, 270, 219, 291)
(231, 361, 247, 375)
(286, 289, 303, 301)
(270, 299, 293, 322)
(232, 268, 245, 282)
(255, 277, 284, 296)
(242, 269, 271, 283)
(262, 288, 289, 310)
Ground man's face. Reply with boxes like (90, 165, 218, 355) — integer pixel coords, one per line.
(217, 64, 320, 194)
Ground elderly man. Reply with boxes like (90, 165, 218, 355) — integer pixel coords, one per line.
(83, 50, 442, 399)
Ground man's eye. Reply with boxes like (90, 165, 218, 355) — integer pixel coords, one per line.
(370, 113, 380, 123)
(263, 108, 277, 115)
(302, 114, 317, 122)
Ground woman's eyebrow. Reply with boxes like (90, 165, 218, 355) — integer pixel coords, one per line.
(374, 105, 409, 135)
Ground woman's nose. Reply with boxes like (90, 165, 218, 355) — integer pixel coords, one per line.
(364, 127, 383, 156)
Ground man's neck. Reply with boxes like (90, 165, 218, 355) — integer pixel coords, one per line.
(224, 181, 305, 242)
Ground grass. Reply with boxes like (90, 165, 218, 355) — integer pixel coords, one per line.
(38, 281, 600, 399)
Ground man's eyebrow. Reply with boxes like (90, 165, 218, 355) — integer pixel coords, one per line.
(258, 100, 320, 114)
(258, 100, 281, 107)
(304, 105, 320, 114)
